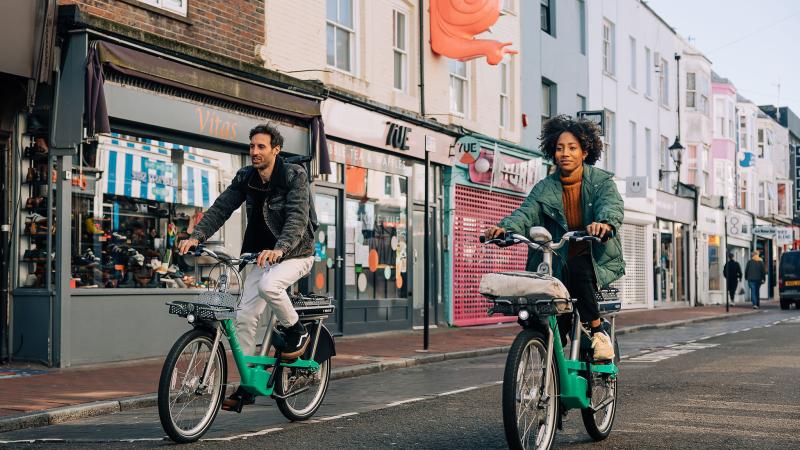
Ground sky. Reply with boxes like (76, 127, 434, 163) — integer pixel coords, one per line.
(646, 0, 800, 115)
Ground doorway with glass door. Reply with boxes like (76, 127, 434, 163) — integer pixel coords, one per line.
(309, 186, 343, 335)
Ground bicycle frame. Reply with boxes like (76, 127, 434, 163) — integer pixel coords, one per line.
(483, 230, 618, 411)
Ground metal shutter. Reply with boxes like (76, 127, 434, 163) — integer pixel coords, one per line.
(611, 223, 648, 306)
(452, 185, 527, 326)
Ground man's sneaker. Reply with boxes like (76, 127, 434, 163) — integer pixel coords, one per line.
(591, 330, 615, 361)
(281, 321, 310, 360)
(221, 387, 255, 413)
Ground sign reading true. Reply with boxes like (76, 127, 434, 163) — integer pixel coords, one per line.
(385, 122, 411, 150)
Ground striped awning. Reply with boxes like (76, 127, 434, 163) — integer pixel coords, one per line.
(99, 134, 220, 208)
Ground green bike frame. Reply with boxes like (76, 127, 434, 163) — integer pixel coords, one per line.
(220, 317, 320, 397)
(546, 315, 618, 410)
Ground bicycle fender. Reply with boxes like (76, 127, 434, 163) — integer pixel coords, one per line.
(306, 323, 336, 363)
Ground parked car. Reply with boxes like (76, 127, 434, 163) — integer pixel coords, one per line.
(778, 250, 800, 310)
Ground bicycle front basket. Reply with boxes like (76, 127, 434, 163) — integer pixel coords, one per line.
(196, 291, 238, 309)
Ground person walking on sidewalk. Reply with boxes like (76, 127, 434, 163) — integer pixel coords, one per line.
(178, 123, 317, 411)
(744, 251, 766, 309)
(723, 253, 742, 305)
(484, 115, 624, 361)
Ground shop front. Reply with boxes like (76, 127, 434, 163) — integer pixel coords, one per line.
(726, 209, 753, 303)
(613, 191, 656, 309)
(654, 191, 695, 306)
(754, 219, 776, 300)
(12, 35, 323, 366)
(318, 99, 455, 335)
(445, 135, 546, 326)
(698, 205, 726, 304)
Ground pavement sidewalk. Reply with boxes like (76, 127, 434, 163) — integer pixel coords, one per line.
(0, 302, 764, 432)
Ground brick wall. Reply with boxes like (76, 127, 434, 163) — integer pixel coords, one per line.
(58, 0, 264, 65)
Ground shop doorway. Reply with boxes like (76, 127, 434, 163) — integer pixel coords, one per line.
(412, 205, 440, 328)
(310, 186, 343, 335)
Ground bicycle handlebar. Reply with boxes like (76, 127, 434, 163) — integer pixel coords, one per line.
(480, 230, 604, 252)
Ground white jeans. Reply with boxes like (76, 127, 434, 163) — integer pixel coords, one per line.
(236, 256, 314, 356)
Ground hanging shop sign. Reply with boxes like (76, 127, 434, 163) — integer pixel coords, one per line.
(465, 147, 539, 194)
(454, 135, 481, 165)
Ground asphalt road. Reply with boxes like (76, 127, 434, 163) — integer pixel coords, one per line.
(3, 309, 799, 449)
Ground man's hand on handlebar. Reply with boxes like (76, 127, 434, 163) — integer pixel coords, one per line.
(586, 222, 613, 240)
(484, 226, 506, 240)
(177, 238, 200, 255)
(257, 249, 284, 267)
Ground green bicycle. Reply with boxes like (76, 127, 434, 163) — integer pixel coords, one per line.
(480, 227, 621, 450)
(157, 245, 336, 443)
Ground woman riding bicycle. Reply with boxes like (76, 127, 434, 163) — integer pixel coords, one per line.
(485, 115, 625, 360)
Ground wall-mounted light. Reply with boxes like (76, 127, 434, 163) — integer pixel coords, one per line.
(474, 157, 491, 173)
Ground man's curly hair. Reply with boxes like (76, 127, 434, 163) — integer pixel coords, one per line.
(539, 115, 604, 165)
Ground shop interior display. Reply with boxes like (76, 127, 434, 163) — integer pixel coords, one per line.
(20, 137, 55, 288)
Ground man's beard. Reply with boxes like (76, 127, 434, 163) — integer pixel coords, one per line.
(252, 160, 270, 170)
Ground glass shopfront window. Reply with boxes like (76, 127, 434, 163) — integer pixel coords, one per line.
(69, 133, 244, 289)
(708, 235, 721, 291)
(344, 165, 408, 300)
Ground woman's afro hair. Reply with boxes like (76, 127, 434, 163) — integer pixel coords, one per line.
(538, 114, 604, 166)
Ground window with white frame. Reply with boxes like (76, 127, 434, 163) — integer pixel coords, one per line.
(644, 47, 652, 97)
(660, 135, 669, 190)
(500, 61, 510, 128)
(757, 128, 764, 157)
(740, 177, 748, 209)
(686, 72, 696, 108)
(687, 144, 697, 185)
(541, 0, 552, 35)
(604, 110, 616, 172)
(659, 57, 669, 107)
(139, 0, 187, 16)
(739, 115, 748, 150)
(702, 146, 710, 192)
(645, 127, 652, 186)
(758, 181, 767, 216)
(630, 121, 637, 176)
(542, 79, 555, 126)
(728, 103, 735, 140)
(778, 181, 788, 216)
(577, 94, 586, 112)
(392, 10, 408, 91)
(603, 20, 615, 76)
(327, 0, 355, 72)
(449, 59, 468, 116)
(502, 0, 514, 13)
(629, 36, 637, 90)
(715, 99, 726, 138)
(578, 0, 586, 54)
(697, 72, 709, 114)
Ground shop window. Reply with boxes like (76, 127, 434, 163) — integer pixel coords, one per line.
(19, 137, 56, 289)
(708, 235, 721, 291)
(344, 166, 408, 300)
(69, 133, 243, 289)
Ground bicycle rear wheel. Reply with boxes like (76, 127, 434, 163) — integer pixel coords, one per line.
(581, 339, 619, 440)
(158, 328, 227, 443)
(502, 329, 558, 450)
(275, 357, 331, 421)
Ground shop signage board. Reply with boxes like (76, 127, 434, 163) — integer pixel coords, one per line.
(463, 147, 539, 194)
(655, 191, 694, 224)
(322, 99, 454, 166)
(104, 82, 309, 155)
(577, 110, 605, 136)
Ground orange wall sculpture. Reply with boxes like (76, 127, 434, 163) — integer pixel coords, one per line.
(430, 0, 517, 65)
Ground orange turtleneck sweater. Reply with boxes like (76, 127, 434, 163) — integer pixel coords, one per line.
(561, 165, 588, 258)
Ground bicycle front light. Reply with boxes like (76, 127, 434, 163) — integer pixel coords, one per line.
(518, 309, 530, 321)
(187, 313, 195, 324)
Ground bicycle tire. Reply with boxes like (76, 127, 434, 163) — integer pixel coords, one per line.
(580, 339, 619, 441)
(275, 357, 331, 421)
(158, 328, 227, 443)
(502, 328, 558, 450)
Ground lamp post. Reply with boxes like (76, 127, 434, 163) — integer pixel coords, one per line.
(659, 53, 685, 195)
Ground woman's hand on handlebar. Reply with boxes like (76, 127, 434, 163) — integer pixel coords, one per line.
(586, 222, 612, 240)
(484, 226, 506, 240)
(177, 238, 200, 255)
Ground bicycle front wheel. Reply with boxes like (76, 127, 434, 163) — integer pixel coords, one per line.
(502, 329, 558, 450)
(158, 328, 227, 443)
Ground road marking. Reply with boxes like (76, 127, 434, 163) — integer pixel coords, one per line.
(386, 397, 426, 407)
(202, 427, 283, 441)
(318, 412, 358, 421)
(627, 343, 718, 363)
(437, 386, 481, 397)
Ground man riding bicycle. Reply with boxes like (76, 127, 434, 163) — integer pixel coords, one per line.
(485, 115, 625, 361)
(178, 123, 316, 410)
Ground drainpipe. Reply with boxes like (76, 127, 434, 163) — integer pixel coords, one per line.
(418, 0, 426, 117)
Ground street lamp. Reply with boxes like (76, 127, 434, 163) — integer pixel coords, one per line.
(658, 53, 685, 195)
